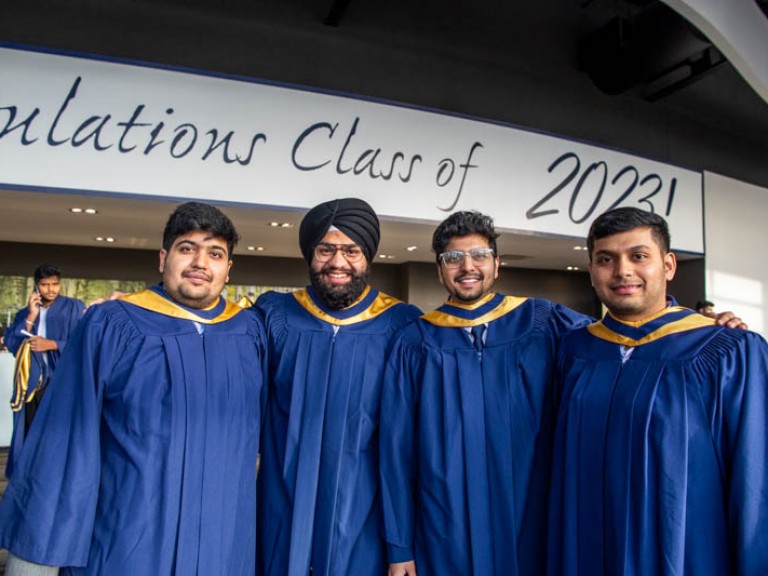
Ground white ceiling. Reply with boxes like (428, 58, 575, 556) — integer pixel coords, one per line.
(0, 187, 595, 271)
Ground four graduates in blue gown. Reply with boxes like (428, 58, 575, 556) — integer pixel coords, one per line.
(2, 201, 764, 576)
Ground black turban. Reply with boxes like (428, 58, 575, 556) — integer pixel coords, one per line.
(299, 198, 380, 264)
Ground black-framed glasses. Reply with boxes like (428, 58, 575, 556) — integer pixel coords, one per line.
(439, 248, 495, 268)
(314, 242, 365, 263)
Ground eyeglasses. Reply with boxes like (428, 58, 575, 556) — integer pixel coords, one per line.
(439, 248, 496, 268)
(314, 242, 365, 263)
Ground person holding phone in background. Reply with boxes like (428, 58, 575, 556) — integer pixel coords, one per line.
(3, 264, 85, 478)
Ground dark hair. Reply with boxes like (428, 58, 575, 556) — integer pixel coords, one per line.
(34, 264, 61, 284)
(695, 299, 714, 311)
(162, 202, 240, 256)
(432, 211, 500, 261)
(587, 207, 670, 258)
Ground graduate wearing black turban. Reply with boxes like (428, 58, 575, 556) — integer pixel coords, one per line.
(298, 197, 381, 264)
(256, 198, 421, 576)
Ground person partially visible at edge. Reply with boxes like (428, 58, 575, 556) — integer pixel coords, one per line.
(0, 202, 268, 576)
(255, 198, 422, 576)
(695, 298, 717, 319)
(379, 210, 593, 576)
(3, 263, 85, 478)
(547, 207, 768, 575)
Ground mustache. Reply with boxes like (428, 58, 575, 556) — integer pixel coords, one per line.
(182, 270, 212, 280)
(319, 264, 355, 274)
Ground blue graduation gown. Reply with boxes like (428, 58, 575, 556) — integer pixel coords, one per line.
(380, 293, 590, 576)
(256, 286, 421, 576)
(0, 286, 267, 576)
(548, 307, 768, 575)
(4, 294, 85, 478)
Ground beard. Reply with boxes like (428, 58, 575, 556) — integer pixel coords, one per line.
(448, 271, 490, 304)
(310, 265, 370, 310)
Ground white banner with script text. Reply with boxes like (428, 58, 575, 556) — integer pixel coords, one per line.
(0, 45, 703, 252)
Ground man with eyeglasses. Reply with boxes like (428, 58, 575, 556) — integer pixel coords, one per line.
(379, 210, 747, 576)
(255, 198, 422, 576)
(379, 210, 593, 576)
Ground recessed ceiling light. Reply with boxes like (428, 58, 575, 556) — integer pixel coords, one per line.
(256, 246, 265, 251)
(572, 246, 587, 251)
(406, 246, 418, 252)
(94, 236, 104, 241)
(280, 222, 294, 228)
(566, 266, 580, 271)
(269, 222, 279, 227)
(70, 207, 83, 213)
(105, 237, 115, 243)
(84, 208, 98, 214)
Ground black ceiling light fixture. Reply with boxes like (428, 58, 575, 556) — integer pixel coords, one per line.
(579, 1, 726, 101)
(323, 0, 354, 27)
(756, 0, 768, 18)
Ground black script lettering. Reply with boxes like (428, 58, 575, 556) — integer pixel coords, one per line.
(335, 117, 360, 175)
(382, 152, 405, 180)
(353, 149, 379, 176)
(171, 123, 198, 158)
(397, 155, 422, 182)
(204, 130, 267, 166)
(117, 105, 152, 153)
(71, 115, 113, 150)
(0, 106, 40, 145)
(437, 141, 483, 211)
(47, 76, 83, 146)
(292, 122, 335, 171)
(144, 108, 174, 155)
(358, 151, 421, 182)
(336, 117, 422, 181)
(527, 151, 679, 222)
(293, 118, 421, 181)
(436, 158, 455, 186)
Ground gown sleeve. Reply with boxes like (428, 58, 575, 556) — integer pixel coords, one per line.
(714, 331, 768, 574)
(4, 309, 30, 356)
(379, 328, 421, 563)
(0, 304, 133, 567)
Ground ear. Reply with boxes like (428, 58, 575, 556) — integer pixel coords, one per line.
(588, 261, 595, 287)
(664, 251, 677, 281)
(158, 249, 167, 273)
(493, 256, 500, 280)
(436, 262, 445, 286)
(226, 260, 233, 283)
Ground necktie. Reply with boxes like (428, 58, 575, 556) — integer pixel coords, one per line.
(471, 324, 485, 352)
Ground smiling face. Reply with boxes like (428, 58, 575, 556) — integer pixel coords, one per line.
(437, 233, 500, 305)
(309, 228, 370, 310)
(159, 230, 232, 310)
(589, 226, 676, 322)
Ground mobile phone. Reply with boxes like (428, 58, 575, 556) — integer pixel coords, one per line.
(34, 286, 41, 308)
